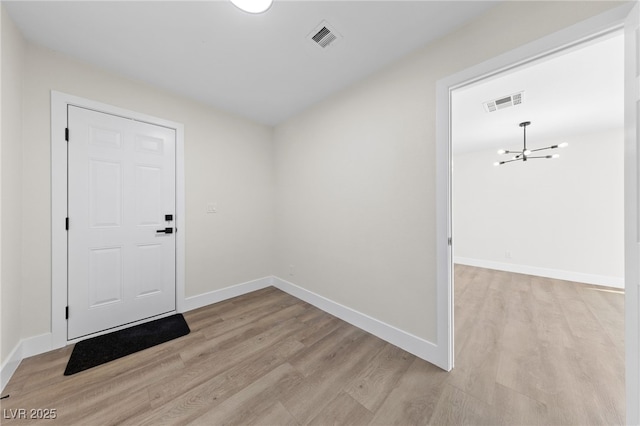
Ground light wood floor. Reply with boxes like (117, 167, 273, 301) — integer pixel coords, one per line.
(1, 265, 624, 425)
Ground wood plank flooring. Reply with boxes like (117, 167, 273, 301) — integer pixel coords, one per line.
(0, 265, 625, 425)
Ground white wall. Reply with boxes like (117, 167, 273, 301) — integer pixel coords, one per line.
(453, 129, 624, 287)
(16, 42, 275, 340)
(274, 1, 622, 344)
(1, 5, 26, 365)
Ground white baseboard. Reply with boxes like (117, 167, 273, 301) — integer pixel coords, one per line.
(20, 333, 53, 359)
(1, 333, 52, 393)
(183, 276, 273, 312)
(1, 344, 22, 393)
(271, 276, 443, 369)
(455, 257, 624, 289)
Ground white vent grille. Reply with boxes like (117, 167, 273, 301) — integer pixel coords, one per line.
(308, 21, 341, 49)
(484, 91, 524, 113)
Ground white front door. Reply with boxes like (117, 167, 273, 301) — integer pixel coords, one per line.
(67, 106, 176, 339)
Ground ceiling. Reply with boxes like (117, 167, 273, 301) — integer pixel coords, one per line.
(4, 0, 499, 126)
(452, 32, 624, 154)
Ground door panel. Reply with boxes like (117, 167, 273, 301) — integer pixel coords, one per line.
(68, 106, 176, 339)
(135, 165, 163, 225)
(89, 159, 122, 227)
(135, 243, 163, 297)
(88, 247, 123, 307)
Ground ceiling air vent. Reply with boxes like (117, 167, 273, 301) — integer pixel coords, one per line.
(483, 91, 524, 113)
(308, 21, 341, 49)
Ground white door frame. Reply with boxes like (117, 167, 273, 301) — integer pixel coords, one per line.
(51, 91, 186, 348)
(435, 2, 637, 422)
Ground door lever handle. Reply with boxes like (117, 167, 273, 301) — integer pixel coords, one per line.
(156, 227, 173, 234)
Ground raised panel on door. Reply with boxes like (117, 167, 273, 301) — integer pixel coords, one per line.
(89, 159, 122, 228)
(88, 247, 123, 307)
(68, 106, 176, 340)
(135, 165, 162, 226)
(135, 243, 164, 298)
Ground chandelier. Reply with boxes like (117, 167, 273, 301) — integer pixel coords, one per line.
(494, 121, 568, 166)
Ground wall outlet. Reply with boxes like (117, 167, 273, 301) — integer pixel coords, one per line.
(289, 265, 295, 276)
(206, 203, 217, 213)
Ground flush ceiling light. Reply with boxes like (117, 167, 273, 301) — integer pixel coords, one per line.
(493, 121, 568, 166)
(230, 0, 273, 14)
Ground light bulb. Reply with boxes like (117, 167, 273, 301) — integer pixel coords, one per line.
(230, 0, 273, 14)
(493, 162, 500, 166)
(497, 149, 506, 155)
(552, 154, 560, 159)
(524, 150, 531, 156)
(559, 142, 568, 148)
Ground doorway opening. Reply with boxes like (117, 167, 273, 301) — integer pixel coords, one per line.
(435, 3, 638, 423)
(449, 31, 625, 424)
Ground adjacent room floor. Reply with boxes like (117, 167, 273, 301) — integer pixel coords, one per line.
(1, 265, 624, 425)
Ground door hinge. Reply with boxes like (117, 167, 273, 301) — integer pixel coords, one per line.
(65, 128, 69, 141)
(65, 306, 69, 320)
(65, 217, 69, 230)
(448, 237, 452, 246)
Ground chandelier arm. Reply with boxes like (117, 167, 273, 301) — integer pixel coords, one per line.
(498, 158, 523, 165)
(529, 146, 556, 153)
(527, 155, 553, 159)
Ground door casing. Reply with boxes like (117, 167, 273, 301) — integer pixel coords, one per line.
(51, 91, 185, 347)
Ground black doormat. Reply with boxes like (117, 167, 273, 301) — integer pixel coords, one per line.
(64, 314, 190, 376)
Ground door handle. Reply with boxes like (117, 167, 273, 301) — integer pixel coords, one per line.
(156, 227, 173, 234)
